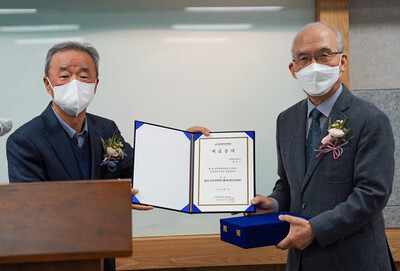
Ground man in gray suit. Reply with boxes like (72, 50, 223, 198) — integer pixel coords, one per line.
(251, 22, 396, 270)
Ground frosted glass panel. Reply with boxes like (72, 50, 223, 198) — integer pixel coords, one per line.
(0, 0, 314, 236)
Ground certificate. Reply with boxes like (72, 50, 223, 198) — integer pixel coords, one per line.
(132, 121, 255, 213)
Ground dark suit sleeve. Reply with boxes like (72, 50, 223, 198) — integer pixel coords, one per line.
(7, 132, 48, 182)
(309, 113, 395, 248)
(269, 113, 291, 211)
(113, 125, 133, 180)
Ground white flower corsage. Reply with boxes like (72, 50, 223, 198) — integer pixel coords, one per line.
(316, 118, 354, 160)
(100, 131, 127, 172)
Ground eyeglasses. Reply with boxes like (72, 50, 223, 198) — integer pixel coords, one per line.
(292, 50, 342, 66)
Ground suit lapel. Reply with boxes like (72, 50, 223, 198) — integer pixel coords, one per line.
(87, 116, 104, 179)
(290, 100, 308, 180)
(301, 86, 352, 192)
(42, 104, 82, 180)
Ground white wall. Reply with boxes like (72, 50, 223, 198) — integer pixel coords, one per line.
(0, 0, 313, 236)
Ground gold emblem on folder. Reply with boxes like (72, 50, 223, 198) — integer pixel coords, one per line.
(223, 225, 227, 232)
(236, 229, 241, 237)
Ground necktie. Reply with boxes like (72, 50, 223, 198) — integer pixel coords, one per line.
(306, 108, 322, 166)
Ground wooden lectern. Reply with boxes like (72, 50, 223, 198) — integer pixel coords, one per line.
(0, 180, 132, 271)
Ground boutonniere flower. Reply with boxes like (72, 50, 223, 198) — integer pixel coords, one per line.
(316, 118, 354, 159)
(100, 131, 127, 172)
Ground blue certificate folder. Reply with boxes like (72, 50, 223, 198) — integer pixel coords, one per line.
(220, 212, 309, 249)
(132, 121, 256, 213)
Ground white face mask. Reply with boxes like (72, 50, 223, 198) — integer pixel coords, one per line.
(47, 78, 96, 116)
(295, 55, 342, 97)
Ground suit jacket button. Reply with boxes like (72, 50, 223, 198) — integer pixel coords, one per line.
(301, 203, 306, 209)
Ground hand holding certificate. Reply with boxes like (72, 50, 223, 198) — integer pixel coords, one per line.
(132, 121, 255, 213)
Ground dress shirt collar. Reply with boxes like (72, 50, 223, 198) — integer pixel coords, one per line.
(51, 106, 88, 140)
(307, 84, 343, 118)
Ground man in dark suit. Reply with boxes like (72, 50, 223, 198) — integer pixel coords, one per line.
(6, 41, 156, 271)
(250, 22, 396, 270)
(7, 42, 134, 183)
(6, 41, 210, 271)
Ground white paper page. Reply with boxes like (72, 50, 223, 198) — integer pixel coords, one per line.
(193, 132, 255, 212)
(133, 123, 191, 211)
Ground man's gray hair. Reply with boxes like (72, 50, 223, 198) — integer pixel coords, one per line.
(291, 22, 344, 57)
(45, 41, 100, 78)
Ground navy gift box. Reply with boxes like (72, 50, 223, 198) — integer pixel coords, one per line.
(220, 212, 309, 249)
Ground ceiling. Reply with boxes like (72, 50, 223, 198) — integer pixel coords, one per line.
(0, 0, 314, 32)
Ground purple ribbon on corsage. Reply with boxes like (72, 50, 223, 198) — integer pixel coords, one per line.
(316, 138, 346, 160)
(100, 157, 119, 172)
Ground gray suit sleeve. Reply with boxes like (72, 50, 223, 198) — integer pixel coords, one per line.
(268, 113, 291, 211)
(309, 113, 395, 248)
